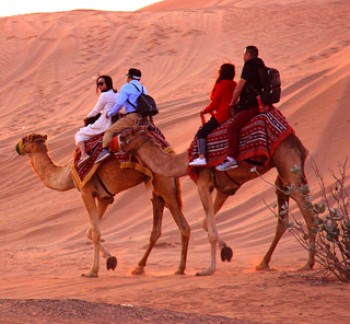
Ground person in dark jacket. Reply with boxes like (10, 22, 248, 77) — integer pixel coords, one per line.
(216, 45, 265, 171)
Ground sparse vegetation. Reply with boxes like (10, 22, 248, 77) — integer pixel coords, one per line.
(289, 160, 350, 282)
(258, 160, 350, 282)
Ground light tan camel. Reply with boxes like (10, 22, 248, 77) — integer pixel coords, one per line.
(119, 126, 317, 276)
(16, 133, 190, 277)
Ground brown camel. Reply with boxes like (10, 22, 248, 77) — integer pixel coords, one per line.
(16, 133, 190, 277)
(119, 126, 317, 276)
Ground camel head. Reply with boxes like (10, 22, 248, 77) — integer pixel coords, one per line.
(119, 126, 149, 154)
(16, 133, 48, 155)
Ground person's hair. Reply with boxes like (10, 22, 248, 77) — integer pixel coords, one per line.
(210, 63, 235, 98)
(245, 45, 259, 58)
(216, 63, 235, 83)
(127, 68, 142, 80)
(96, 75, 117, 93)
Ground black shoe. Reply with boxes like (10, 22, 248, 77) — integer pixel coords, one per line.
(215, 157, 238, 171)
(95, 149, 111, 163)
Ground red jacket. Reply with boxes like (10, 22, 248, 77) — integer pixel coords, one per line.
(202, 79, 236, 124)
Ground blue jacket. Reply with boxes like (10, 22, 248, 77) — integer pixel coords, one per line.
(108, 80, 147, 116)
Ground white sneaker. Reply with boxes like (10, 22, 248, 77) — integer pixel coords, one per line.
(215, 157, 238, 171)
(189, 157, 207, 166)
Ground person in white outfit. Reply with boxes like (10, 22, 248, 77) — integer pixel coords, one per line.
(75, 75, 118, 166)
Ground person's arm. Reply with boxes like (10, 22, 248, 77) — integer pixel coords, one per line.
(230, 79, 246, 105)
(86, 93, 106, 117)
(202, 84, 223, 114)
(107, 86, 128, 117)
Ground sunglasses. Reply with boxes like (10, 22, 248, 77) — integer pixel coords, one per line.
(97, 81, 105, 86)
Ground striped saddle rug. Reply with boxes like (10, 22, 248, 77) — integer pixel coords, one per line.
(72, 121, 171, 187)
(188, 108, 294, 169)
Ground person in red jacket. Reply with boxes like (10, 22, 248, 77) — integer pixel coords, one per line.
(189, 63, 236, 166)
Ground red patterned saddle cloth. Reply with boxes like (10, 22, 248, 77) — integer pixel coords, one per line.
(72, 121, 171, 188)
(188, 108, 294, 168)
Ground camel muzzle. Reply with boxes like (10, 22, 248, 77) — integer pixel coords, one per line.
(15, 139, 25, 155)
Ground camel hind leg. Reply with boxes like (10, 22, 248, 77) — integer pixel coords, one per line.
(132, 193, 165, 275)
(152, 176, 190, 275)
(257, 176, 290, 270)
(291, 182, 316, 271)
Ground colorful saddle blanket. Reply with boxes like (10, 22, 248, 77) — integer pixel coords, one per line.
(188, 108, 294, 169)
(71, 122, 172, 188)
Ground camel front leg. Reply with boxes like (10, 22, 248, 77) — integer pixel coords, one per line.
(257, 177, 290, 271)
(196, 178, 219, 276)
(132, 194, 165, 275)
(202, 190, 231, 250)
(81, 186, 102, 278)
(201, 189, 233, 263)
(96, 198, 117, 271)
(85, 198, 117, 272)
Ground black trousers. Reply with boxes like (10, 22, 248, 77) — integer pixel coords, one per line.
(196, 116, 220, 139)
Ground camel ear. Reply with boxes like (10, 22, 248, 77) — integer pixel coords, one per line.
(44, 134, 47, 140)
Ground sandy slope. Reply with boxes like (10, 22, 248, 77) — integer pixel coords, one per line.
(1, 0, 350, 323)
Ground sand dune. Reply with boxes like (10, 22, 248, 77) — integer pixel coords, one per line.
(1, 1, 350, 323)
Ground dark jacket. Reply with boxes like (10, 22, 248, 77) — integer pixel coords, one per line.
(238, 57, 266, 110)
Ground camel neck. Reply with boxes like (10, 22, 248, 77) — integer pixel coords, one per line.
(135, 139, 188, 178)
(29, 152, 74, 191)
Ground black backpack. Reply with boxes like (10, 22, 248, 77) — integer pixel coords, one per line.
(128, 83, 159, 117)
(258, 67, 281, 105)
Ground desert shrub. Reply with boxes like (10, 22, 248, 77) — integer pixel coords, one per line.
(288, 160, 350, 282)
(255, 160, 350, 282)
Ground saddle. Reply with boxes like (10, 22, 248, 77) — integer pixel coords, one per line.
(72, 121, 171, 188)
(188, 108, 294, 169)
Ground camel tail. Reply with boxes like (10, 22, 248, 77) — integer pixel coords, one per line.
(293, 134, 309, 183)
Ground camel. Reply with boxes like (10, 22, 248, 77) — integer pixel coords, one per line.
(119, 126, 317, 276)
(16, 133, 190, 278)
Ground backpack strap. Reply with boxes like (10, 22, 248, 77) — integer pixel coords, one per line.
(129, 82, 144, 93)
(247, 66, 266, 95)
(127, 82, 144, 108)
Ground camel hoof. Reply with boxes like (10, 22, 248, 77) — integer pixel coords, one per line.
(132, 266, 145, 275)
(297, 264, 313, 271)
(256, 262, 270, 271)
(106, 256, 117, 270)
(221, 246, 233, 262)
(195, 272, 212, 276)
(81, 272, 98, 278)
(175, 269, 185, 275)
(195, 269, 214, 276)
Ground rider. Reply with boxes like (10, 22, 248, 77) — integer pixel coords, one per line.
(75, 75, 117, 166)
(189, 63, 236, 166)
(216, 45, 265, 171)
(95, 68, 146, 163)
